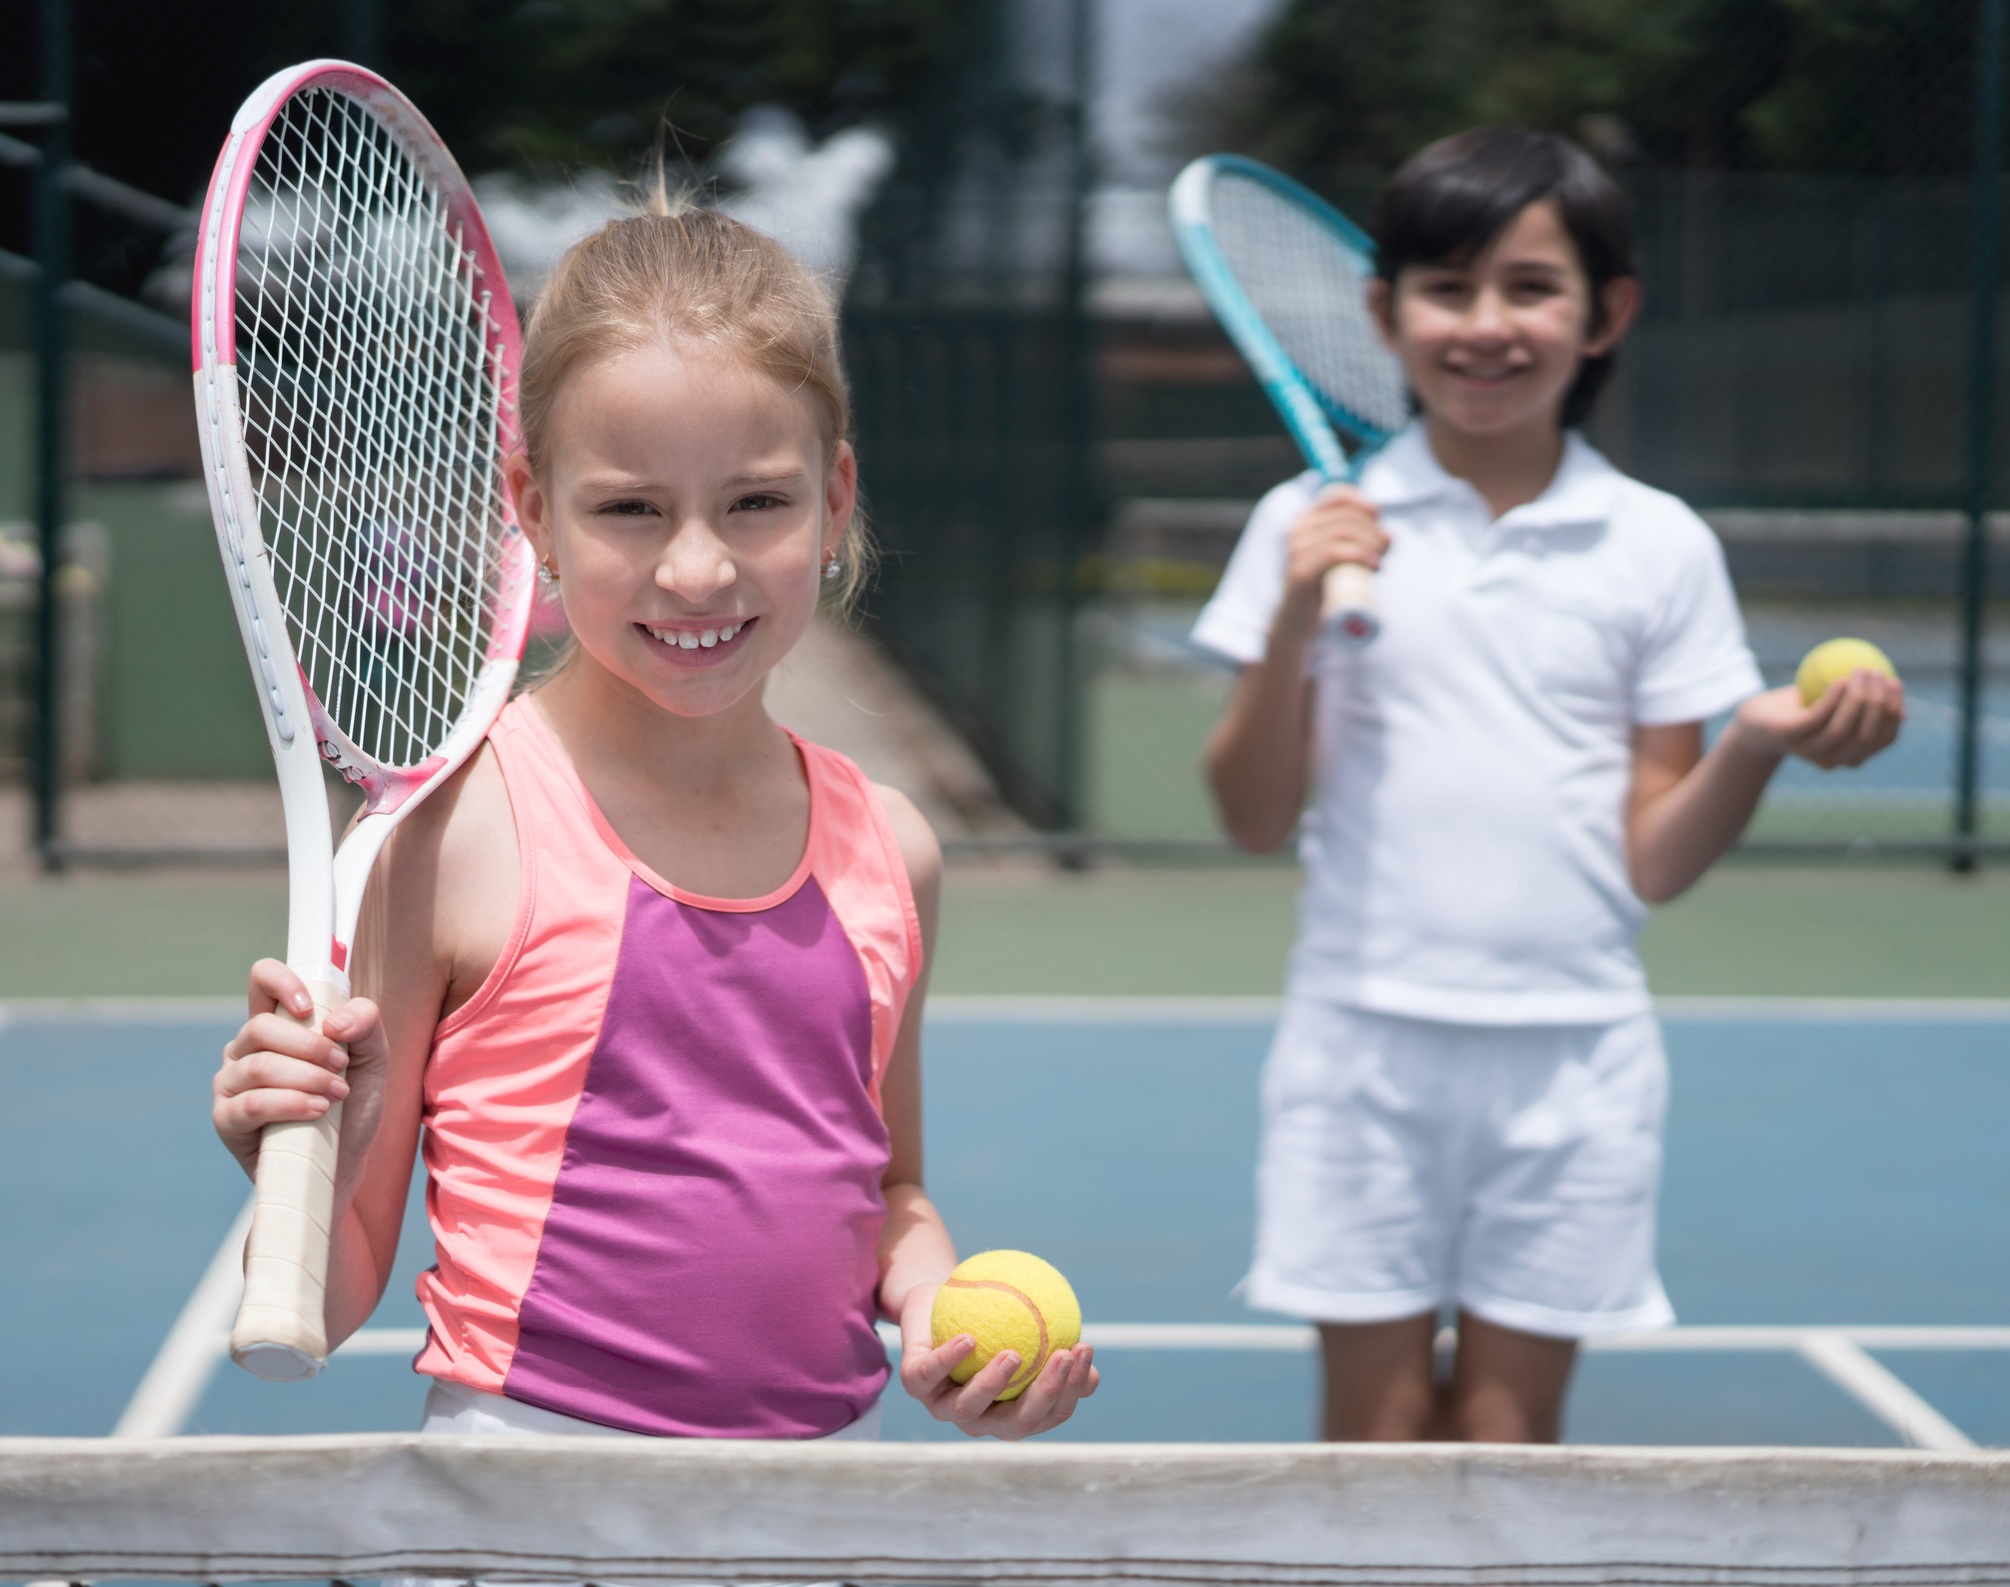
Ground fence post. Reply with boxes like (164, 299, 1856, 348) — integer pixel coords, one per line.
(1957, 0, 2007, 871)
(1055, 0, 1097, 834)
(339, 0, 383, 67)
(31, 0, 71, 873)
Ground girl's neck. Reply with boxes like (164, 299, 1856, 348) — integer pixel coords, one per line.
(534, 655, 812, 900)
(1423, 414, 1567, 522)
(537, 656, 792, 803)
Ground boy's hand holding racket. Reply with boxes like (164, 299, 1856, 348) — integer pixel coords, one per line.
(1277, 486, 1390, 646)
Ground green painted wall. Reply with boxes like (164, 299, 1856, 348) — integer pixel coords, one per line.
(84, 481, 270, 779)
(0, 354, 28, 525)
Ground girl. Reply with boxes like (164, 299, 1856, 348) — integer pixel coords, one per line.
(211, 200, 1097, 1443)
(1194, 128, 1901, 1444)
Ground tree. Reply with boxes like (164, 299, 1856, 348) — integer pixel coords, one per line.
(0, 0, 969, 299)
(1184, 0, 1977, 176)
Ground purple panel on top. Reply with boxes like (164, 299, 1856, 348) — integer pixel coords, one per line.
(504, 873, 890, 1437)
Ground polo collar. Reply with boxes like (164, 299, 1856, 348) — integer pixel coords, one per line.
(1362, 424, 1619, 528)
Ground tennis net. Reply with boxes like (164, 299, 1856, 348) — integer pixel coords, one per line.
(3, 1434, 2009, 1585)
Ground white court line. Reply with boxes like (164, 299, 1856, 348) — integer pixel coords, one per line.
(924, 996, 1283, 1024)
(337, 1322, 2010, 1359)
(0, 997, 244, 1025)
(10, 994, 2010, 1028)
(918, 995, 2010, 1025)
(1656, 996, 2010, 1022)
(1798, 1334, 1977, 1451)
(112, 1196, 251, 1438)
(191, 1317, 2010, 1450)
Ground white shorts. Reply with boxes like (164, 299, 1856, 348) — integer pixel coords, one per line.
(1247, 1000, 1675, 1339)
(416, 1378, 885, 1441)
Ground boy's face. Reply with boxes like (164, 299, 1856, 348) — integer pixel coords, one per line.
(1373, 199, 1635, 441)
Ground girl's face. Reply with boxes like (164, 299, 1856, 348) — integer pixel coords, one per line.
(1372, 199, 1637, 441)
(509, 337, 854, 719)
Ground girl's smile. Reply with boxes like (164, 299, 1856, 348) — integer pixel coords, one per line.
(638, 616, 755, 665)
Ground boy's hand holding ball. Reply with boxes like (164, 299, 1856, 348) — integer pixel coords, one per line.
(1733, 637, 1904, 769)
(1794, 638, 1897, 707)
(898, 1250, 1096, 1439)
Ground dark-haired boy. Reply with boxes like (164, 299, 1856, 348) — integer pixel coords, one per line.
(1193, 128, 1903, 1443)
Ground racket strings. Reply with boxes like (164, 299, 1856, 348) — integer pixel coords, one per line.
(292, 88, 495, 755)
(1210, 174, 1412, 440)
(235, 86, 511, 774)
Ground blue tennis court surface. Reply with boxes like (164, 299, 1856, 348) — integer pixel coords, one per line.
(2, 998, 2005, 1447)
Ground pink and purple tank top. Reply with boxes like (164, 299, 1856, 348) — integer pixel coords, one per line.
(411, 695, 923, 1439)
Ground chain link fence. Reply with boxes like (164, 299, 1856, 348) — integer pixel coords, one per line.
(0, 0, 975, 864)
(844, 0, 1096, 829)
(6, 0, 2010, 862)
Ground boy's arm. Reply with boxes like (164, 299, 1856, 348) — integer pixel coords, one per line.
(1206, 653, 1317, 853)
(1627, 671, 1905, 902)
(1205, 488, 1387, 852)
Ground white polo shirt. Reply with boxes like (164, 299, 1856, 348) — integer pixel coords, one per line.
(1192, 425, 1763, 1024)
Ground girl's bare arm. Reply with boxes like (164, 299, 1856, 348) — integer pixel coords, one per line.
(212, 748, 516, 1348)
(871, 784, 1098, 1439)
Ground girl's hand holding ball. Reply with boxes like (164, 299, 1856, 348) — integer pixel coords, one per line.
(898, 1250, 1097, 1439)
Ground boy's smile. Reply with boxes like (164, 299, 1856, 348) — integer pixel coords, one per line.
(1375, 199, 1635, 448)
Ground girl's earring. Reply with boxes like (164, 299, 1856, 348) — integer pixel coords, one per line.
(822, 554, 841, 583)
(537, 560, 558, 586)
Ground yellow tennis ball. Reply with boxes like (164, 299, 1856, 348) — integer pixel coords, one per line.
(930, 1250, 1082, 1402)
(1796, 638, 1897, 706)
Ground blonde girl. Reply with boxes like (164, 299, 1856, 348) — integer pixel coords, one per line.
(211, 201, 1098, 1442)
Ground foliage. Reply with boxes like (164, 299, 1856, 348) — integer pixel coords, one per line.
(1189, 0, 1980, 175)
(0, 0, 967, 299)
(7, 0, 966, 209)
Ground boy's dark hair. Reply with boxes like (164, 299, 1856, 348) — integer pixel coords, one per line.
(1370, 127, 1636, 430)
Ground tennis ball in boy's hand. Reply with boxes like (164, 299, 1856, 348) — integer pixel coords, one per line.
(1796, 638, 1897, 707)
(930, 1249, 1082, 1402)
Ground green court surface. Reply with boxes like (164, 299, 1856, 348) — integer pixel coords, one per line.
(3, 860, 2008, 1000)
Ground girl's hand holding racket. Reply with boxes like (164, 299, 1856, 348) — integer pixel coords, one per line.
(1729, 672, 1906, 770)
(893, 1280, 1099, 1441)
(214, 962, 391, 1209)
(1278, 487, 1389, 646)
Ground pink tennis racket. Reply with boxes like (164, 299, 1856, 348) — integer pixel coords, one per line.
(191, 60, 533, 1381)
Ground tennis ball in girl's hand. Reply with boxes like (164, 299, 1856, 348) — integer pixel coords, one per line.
(1796, 638, 1897, 706)
(931, 1250, 1082, 1402)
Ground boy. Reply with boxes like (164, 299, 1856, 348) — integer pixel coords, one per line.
(1193, 128, 1902, 1442)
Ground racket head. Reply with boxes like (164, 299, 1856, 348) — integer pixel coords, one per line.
(193, 59, 534, 820)
(1169, 154, 1410, 475)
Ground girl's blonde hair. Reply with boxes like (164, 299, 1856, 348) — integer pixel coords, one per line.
(518, 190, 874, 610)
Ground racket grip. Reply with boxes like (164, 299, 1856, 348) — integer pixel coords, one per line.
(229, 979, 346, 1382)
(1321, 562, 1380, 645)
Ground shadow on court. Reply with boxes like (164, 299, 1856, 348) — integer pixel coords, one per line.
(2, 1002, 2005, 1446)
